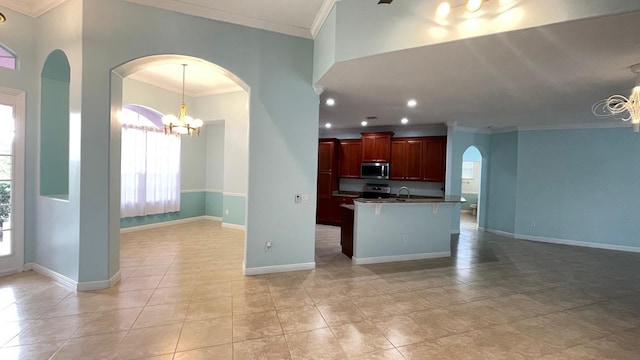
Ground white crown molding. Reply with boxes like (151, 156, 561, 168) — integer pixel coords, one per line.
(127, 73, 242, 98)
(0, 0, 67, 17)
(124, 0, 313, 39)
(450, 125, 492, 134)
(516, 121, 632, 132)
(310, 0, 336, 39)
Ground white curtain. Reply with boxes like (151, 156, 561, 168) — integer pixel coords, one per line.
(121, 125, 181, 218)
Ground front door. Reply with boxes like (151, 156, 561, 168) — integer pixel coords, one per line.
(0, 90, 24, 276)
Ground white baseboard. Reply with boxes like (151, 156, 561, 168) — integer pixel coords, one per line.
(480, 227, 640, 253)
(451, 230, 460, 235)
(0, 268, 18, 277)
(24, 263, 122, 291)
(77, 271, 122, 291)
(483, 228, 516, 238)
(352, 251, 451, 265)
(26, 263, 78, 291)
(222, 222, 246, 231)
(516, 234, 640, 253)
(120, 216, 220, 233)
(243, 261, 315, 275)
(203, 215, 222, 221)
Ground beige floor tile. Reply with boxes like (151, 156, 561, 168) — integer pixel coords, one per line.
(270, 289, 314, 310)
(5, 314, 90, 346)
(72, 307, 142, 337)
(231, 278, 270, 296)
(232, 335, 291, 360)
(132, 302, 189, 329)
(191, 283, 233, 301)
(330, 321, 394, 356)
(115, 275, 163, 291)
(233, 311, 283, 342)
(176, 316, 232, 352)
(0, 341, 65, 360)
(317, 299, 366, 326)
(147, 286, 194, 305)
(351, 348, 405, 360)
(232, 292, 275, 314)
(371, 314, 430, 347)
(285, 328, 348, 360)
(277, 306, 328, 334)
(50, 331, 127, 360)
(397, 340, 457, 360)
(186, 297, 232, 321)
(174, 344, 233, 360)
(112, 323, 183, 359)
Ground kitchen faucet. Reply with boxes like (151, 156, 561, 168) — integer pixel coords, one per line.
(397, 186, 410, 199)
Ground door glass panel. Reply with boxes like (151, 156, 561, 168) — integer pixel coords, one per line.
(0, 104, 13, 257)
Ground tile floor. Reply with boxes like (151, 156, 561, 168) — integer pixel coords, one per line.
(1, 219, 640, 359)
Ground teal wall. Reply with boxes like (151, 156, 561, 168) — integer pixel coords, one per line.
(513, 128, 640, 248)
(205, 191, 223, 218)
(485, 131, 518, 234)
(223, 194, 246, 226)
(39, 74, 70, 197)
(120, 191, 205, 228)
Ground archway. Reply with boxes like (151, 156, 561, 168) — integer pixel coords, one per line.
(460, 146, 484, 230)
(110, 55, 250, 280)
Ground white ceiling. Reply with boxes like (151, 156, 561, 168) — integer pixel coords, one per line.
(319, 10, 640, 130)
(3, 0, 640, 131)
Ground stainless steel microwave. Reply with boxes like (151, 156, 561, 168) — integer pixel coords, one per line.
(361, 162, 389, 180)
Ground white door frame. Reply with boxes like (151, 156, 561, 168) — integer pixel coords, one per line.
(0, 87, 26, 276)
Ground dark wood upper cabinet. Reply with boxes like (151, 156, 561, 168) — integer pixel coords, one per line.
(318, 139, 338, 172)
(422, 136, 447, 182)
(361, 132, 393, 162)
(390, 139, 423, 180)
(339, 139, 362, 178)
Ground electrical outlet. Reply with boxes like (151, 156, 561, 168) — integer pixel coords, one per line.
(225, 209, 229, 215)
(265, 241, 272, 251)
(403, 235, 408, 242)
(295, 194, 302, 203)
(530, 220, 536, 228)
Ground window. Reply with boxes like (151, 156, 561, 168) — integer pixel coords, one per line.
(0, 44, 16, 70)
(120, 105, 181, 218)
(462, 161, 474, 179)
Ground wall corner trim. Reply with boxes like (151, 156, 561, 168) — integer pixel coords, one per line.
(77, 272, 122, 291)
(243, 262, 315, 276)
(352, 252, 451, 265)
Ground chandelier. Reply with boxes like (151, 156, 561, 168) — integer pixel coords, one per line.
(162, 64, 203, 136)
(592, 64, 640, 132)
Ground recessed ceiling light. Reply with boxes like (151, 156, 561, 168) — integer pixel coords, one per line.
(466, 0, 483, 12)
(325, 123, 332, 129)
(435, 2, 450, 18)
(326, 98, 336, 106)
(407, 99, 417, 108)
(361, 121, 368, 126)
(401, 117, 409, 125)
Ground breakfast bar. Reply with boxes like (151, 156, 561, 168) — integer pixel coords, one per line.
(341, 196, 464, 265)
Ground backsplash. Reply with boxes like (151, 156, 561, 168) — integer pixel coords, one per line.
(339, 178, 444, 197)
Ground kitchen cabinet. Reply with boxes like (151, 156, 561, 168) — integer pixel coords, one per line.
(340, 206, 354, 258)
(390, 139, 423, 180)
(316, 139, 339, 225)
(361, 132, 393, 162)
(339, 139, 361, 178)
(422, 136, 447, 182)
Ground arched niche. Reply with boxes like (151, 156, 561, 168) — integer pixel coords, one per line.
(40, 50, 70, 198)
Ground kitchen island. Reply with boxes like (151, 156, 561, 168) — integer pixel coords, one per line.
(341, 196, 464, 265)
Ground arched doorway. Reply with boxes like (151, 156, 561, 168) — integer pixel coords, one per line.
(110, 55, 250, 280)
(460, 146, 483, 230)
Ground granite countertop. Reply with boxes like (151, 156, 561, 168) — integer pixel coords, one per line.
(340, 204, 355, 210)
(354, 195, 466, 204)
(332, 191, 362, 198)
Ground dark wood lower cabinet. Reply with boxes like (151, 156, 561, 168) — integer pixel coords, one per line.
(340, 206, 354, 258)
